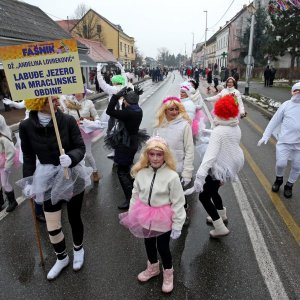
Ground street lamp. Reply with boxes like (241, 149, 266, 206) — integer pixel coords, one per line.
(244, 2, 256, 95)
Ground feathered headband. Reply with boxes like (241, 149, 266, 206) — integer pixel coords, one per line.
(162, 96, 181, 104)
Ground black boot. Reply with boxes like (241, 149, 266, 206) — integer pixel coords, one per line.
(5, 190, 18, 212)
(0, 189, 4, 211)
(271, 176, 283, 192)
(117, 167, 133, 210)
(283, 182, 293, 198)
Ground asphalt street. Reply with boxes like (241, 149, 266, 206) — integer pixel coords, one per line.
(0, 72, 299, 299)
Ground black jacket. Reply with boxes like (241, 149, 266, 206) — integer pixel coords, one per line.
(19, 110, 85, 177)
(106, 94, 143, 165)
(106, 94, 143, 135)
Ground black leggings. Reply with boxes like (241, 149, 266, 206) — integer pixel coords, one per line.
(144, 231, 172, 269)
(43, 191, 84, 259)
(198, 175, 223, 221)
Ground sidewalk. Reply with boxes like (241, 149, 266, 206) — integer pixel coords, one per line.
(237, 81, 291, 103)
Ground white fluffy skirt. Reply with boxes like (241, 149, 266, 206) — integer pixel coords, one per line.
(16, 162, 92, 205)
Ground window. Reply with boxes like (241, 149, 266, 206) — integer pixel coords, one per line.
(83, 25, 87, 37)
(97, 24, 101, 33)
(120, 42, 123, 51)
(108, 49, 113, 54)
(131, 46, 134, 54)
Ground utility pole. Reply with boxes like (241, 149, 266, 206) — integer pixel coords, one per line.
(203, 10, 208, 68)
(245, 1, 256, 95)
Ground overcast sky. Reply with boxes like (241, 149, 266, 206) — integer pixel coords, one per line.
(22, 0, 252, 58)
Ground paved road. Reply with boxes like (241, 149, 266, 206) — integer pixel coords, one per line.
(0, 72, 299, 299)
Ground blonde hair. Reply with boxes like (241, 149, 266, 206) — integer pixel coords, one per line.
(24, 98, 48, 111)
(154, 100, 191, 127)
(131, 139, 176, 177)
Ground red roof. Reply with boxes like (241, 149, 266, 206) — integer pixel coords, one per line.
(56, 20, 78, 33)
(75, 37, 116, 63)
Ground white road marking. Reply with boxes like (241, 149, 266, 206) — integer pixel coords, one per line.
(232, 179, 289, 300)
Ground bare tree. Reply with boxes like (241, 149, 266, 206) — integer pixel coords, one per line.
(132, 47, 143, 67)
(157, 47, 170, 65)
(72, 3, 104, 43)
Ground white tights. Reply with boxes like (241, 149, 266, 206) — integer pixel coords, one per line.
(276, 143, 300, 183)
(84, 142, 97, 172)
(0, 168, 13, 192)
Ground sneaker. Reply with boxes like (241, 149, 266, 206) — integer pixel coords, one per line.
(73, 248, 84, 271)
(47, 256, 70, 280)
(271, 177, 283, 192)
(283, 184, 293, 198)
(107, 152, 115, 159)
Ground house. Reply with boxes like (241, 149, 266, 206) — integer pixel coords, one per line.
(68, 9, 136, 69)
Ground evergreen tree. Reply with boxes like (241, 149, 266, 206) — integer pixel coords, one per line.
(241, 1, 270, 66)
(266, 0, 300, 84)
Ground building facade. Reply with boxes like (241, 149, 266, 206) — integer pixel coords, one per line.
(70, 9, 135, 69)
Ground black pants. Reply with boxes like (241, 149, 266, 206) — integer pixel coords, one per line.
(117, 165, 134, 201)
(43, 191, 84, 259)
(198, 175, 223, 221)
(144, 231, 172, 269)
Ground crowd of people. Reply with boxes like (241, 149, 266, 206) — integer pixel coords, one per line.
(0, 63, 299, 294)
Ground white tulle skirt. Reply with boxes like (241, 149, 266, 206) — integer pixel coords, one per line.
(16, 162, 92, 205)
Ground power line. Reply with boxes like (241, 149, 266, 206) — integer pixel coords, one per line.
(208, 0, 235, 29)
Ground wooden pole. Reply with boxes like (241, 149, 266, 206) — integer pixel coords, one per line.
(48, 97, 69, 179)
(30, 199, 45, 266)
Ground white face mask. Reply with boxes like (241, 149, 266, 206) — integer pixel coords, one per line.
(291, 93, 300, 102)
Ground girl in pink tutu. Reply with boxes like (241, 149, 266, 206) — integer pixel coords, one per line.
(119, 136, 186, 293)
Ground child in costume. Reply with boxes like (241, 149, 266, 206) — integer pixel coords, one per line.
(64, 91, 102, 182)
(258, 82, 300, 198)
(119, 136, 186, 293)
(0, 115, 18, 212)
(185, 95, 244, 237)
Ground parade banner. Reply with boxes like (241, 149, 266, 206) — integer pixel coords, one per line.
(0, 39, 84, 100)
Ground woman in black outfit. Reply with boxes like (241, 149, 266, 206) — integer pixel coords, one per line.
(106, 87, 147, 210)
(19, 97, 88, 280)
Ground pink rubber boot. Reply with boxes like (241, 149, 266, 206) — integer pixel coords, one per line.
(162, 267, 174, 293)
(137, 261, 160, 282)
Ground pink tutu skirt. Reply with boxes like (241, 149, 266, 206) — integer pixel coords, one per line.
(80, 128, 103, 144)
(0, 150, 21, 168)
(192, 109, 208, 137)
(119, 198, 173, 238)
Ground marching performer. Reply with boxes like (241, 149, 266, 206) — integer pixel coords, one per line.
(119, 136, 186, 293)
(18, 97, 91, 280)
(258, 82, 300, 198)
(185, 95, 244, 237)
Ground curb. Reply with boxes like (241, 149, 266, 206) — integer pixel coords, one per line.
(242, 96, 274, 119)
